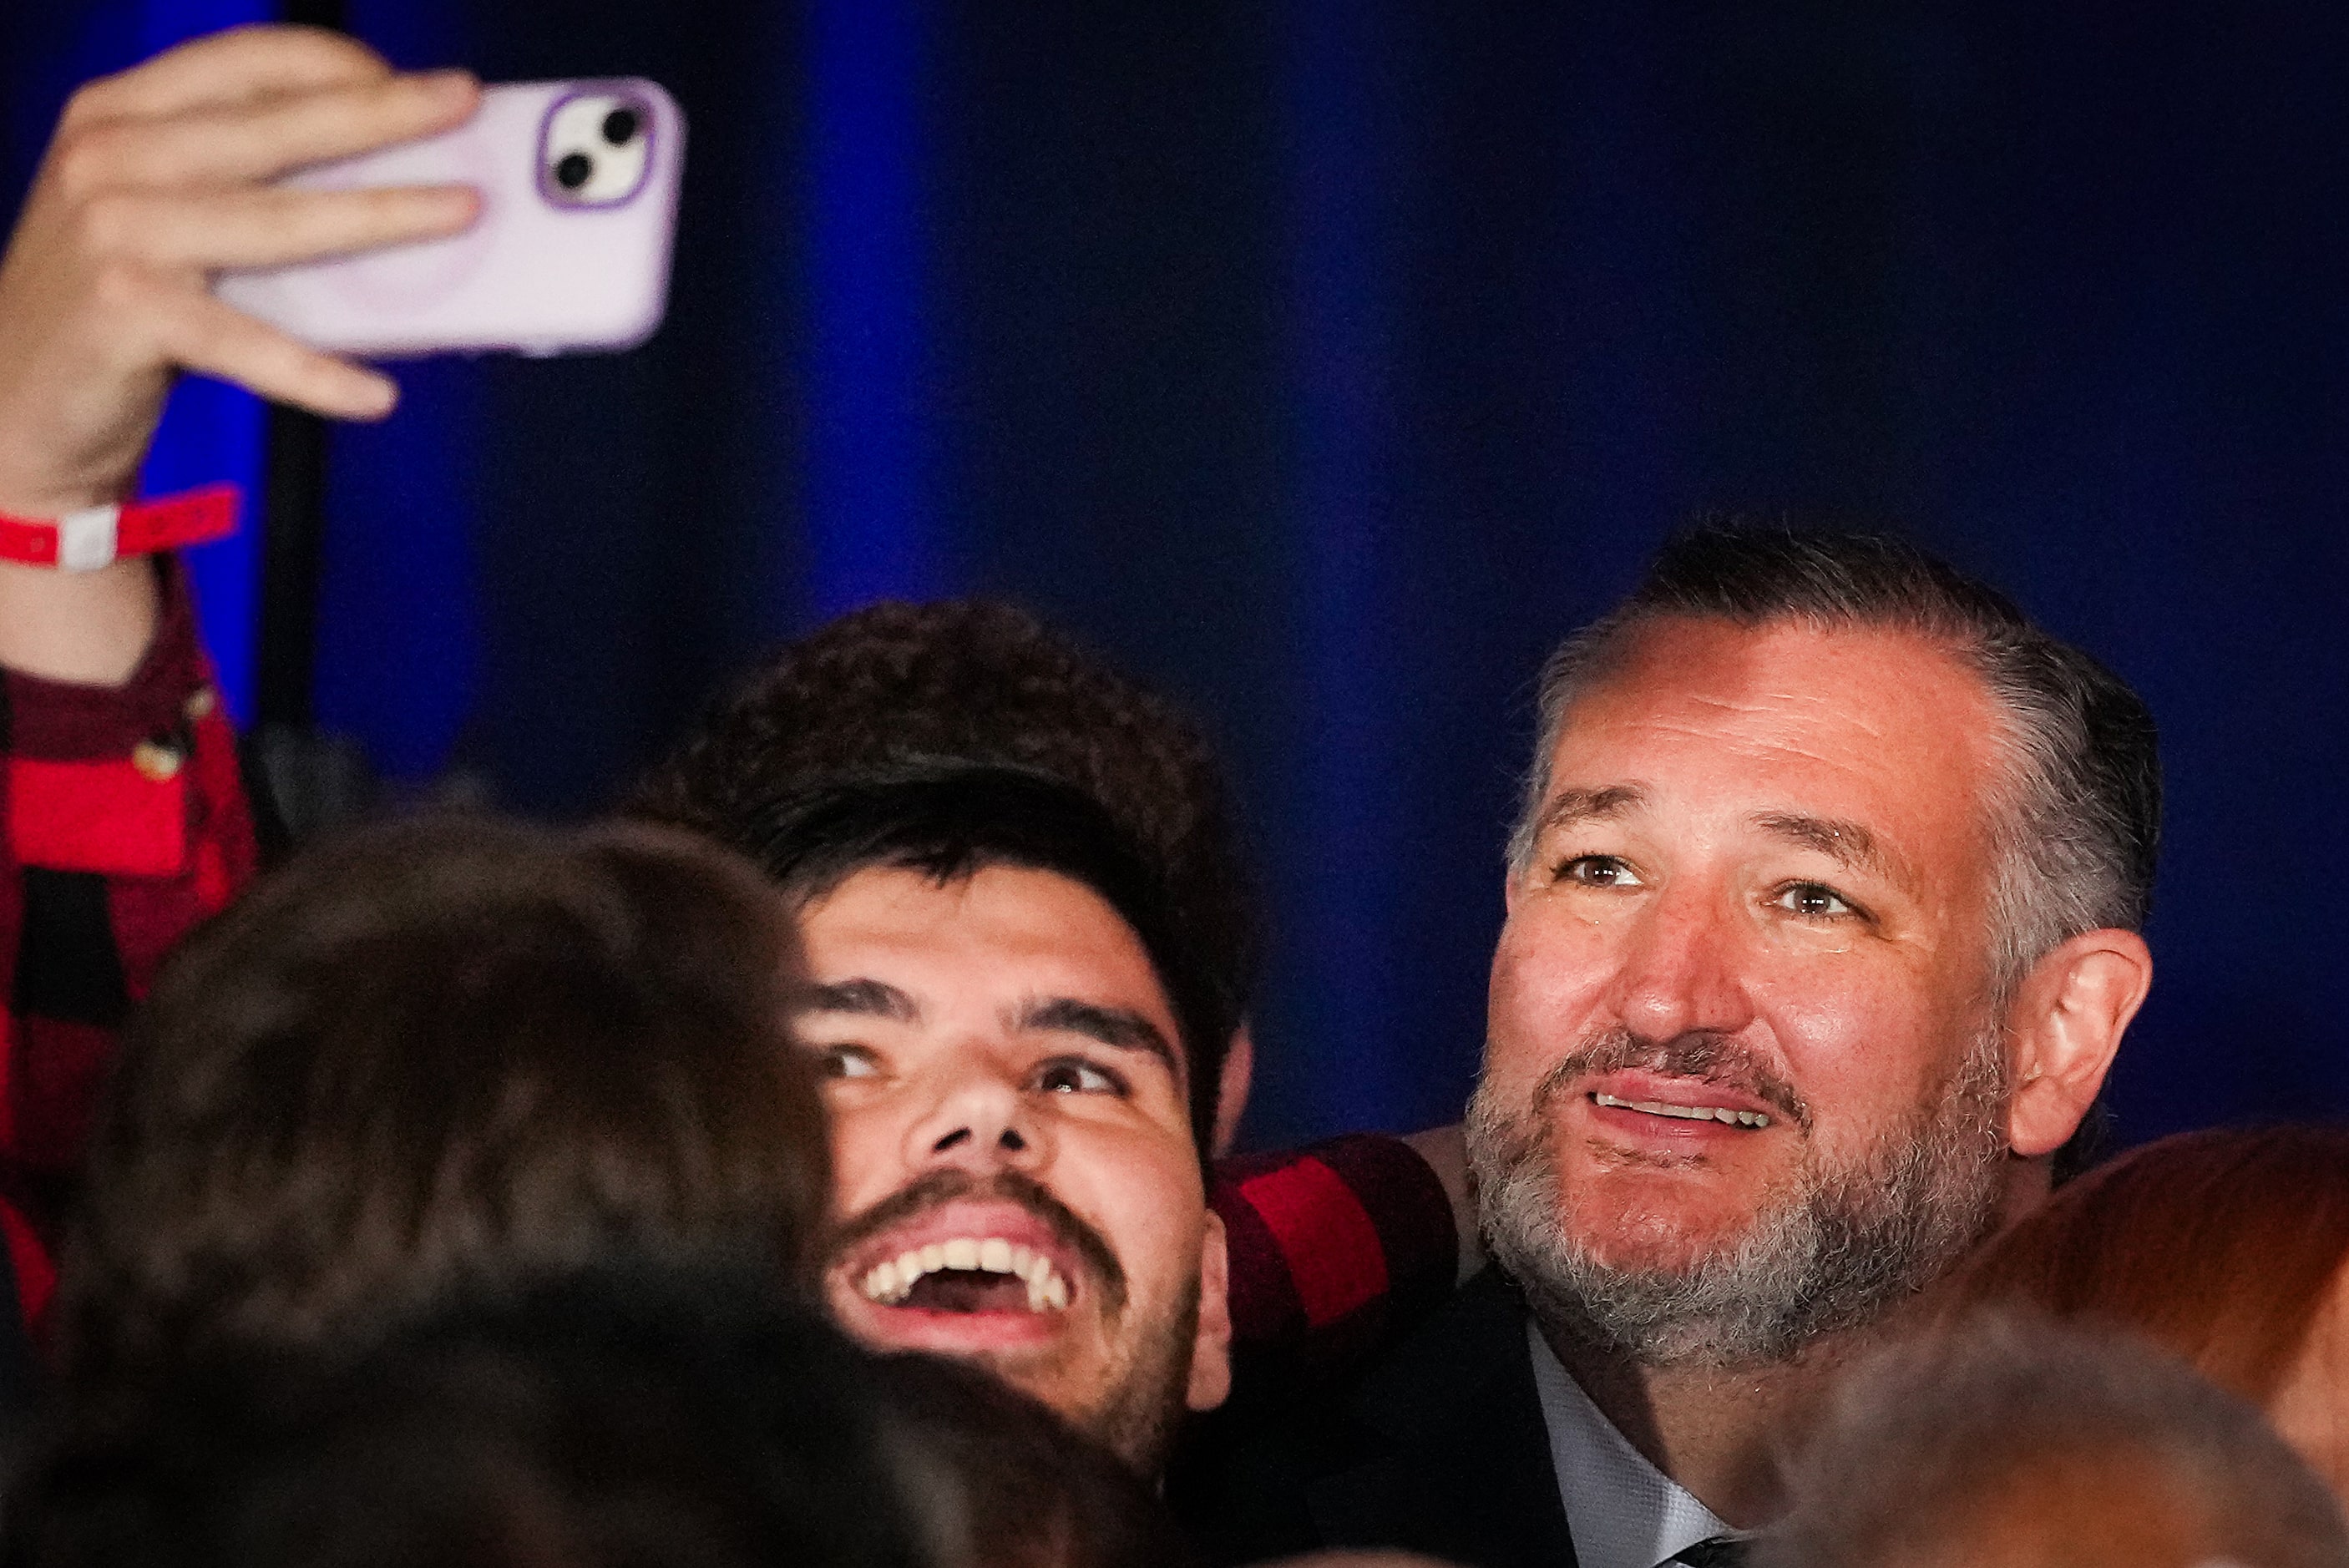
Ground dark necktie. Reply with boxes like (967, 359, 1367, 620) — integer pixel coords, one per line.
(1672, 1538, 1749, 1568)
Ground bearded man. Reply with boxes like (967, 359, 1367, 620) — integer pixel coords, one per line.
(737, 766, 1240, 1473)
(1172, 528, 2158, 1568)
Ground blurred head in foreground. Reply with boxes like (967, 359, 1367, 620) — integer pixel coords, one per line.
(56, 814, 828, 1395)
(1947, 1125, 2349, 1500)
(1759, 1313, 2349, 1568)
(7, 1265, 945, 1568)
(870, 1350, 1197, 1568)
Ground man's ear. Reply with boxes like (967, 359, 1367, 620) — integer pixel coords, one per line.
(2003, 928, 2153, 1158)
(1212, 1026, 1254, 1157)
(1186, 1211, 1233, 1413)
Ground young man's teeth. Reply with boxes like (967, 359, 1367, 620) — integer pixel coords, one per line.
(858, 1239, 1072, 1309)
(1592, 1091, 1770, 1130)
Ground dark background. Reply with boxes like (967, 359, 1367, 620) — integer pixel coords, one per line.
(3, 1, 2345, 1151)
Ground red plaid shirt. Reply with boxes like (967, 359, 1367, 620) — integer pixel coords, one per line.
(0, 564, 255, 1324)
(1214, 1130, 1460, 1378)
(0, 568, 1452, 1354)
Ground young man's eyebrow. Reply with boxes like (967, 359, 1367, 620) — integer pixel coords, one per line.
(789, 978, 919, 1023)
(1535, 782, 1648, 837)
(1013, 997, 1184, 1088)
(1752, 812, 1919, 894)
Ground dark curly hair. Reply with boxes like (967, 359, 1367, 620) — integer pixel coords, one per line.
(630, 599, 1260, 1035)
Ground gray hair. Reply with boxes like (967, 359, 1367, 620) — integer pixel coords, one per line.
(1756, 1313, 2349, 1568)
(1508, 526, 2160, 1173)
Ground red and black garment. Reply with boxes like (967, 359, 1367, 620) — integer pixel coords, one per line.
(0, 556, 1454, 1363)
(0, 562, 256, 1325)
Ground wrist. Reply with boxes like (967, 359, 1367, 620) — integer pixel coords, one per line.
(0, 432, 135, 524)
(0, 483, 233, 687)
(0, 480, 122, 524)
(0, 553, 160, 686)
(0, 484, 238, 571)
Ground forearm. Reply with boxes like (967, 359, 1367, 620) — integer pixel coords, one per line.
(0, 557, 159, 685)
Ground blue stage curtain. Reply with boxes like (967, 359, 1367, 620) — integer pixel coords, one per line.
(4, 1, 2346, 1148)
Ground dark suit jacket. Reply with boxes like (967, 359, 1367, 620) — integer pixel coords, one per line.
(1171, 1267, 1579, 1568)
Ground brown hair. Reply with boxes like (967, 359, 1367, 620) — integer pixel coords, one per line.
(11, 1262, 944, 1568)
(629, 598, 1259, 1034)
(1759, 1311, 2349, 1568)
(1946, 1125, 2349, 1402)
(55, 815, 828, 1396)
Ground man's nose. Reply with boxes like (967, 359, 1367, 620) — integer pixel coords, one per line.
(903, 1061, 1050, 1176)
(1607, 882, 1755, 1042)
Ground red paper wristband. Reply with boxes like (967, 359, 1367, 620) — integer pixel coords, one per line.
(0, 483, 240, 571)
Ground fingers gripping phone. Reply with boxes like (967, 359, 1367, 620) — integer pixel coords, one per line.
(216, 79, 684, 358)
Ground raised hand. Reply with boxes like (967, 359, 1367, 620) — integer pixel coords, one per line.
(0, 24, 479, 681)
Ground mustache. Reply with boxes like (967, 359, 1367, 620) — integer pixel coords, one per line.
(1534, 1028, 1814, 1132)
(828, 1168, 1128, 1312)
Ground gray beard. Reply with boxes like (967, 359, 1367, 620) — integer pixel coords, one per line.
(1466, 1026, 2011, 1370)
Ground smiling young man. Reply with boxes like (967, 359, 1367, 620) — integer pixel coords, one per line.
(730, 767, 1236, 1473)
(0, 25, 1465, 1427)
(633, 596, 1474, 1368)
(1177, 529, 2160, 1568)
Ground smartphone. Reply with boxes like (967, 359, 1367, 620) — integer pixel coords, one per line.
(215, 78, 685, 359)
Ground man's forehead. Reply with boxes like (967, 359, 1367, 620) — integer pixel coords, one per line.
(797, 862, 1186, 1054)
(1562, 620, 1992, 750)
(804, 862, 1133, 942)
(1543, 618, 2005, 849)
(1592, 615, 1984, 718)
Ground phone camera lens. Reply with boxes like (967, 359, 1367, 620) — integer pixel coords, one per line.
(554, 152, 594, 190)
(602, 108, 640, 145)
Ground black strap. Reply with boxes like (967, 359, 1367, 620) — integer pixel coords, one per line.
(1673, 1538, 1749, 1568)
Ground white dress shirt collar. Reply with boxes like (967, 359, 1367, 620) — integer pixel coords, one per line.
(1526, 1322, 1739, 1568)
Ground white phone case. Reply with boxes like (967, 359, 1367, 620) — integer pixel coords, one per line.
(215, 78, 685, 358)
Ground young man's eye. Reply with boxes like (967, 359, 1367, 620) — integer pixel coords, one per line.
(1032, 1058, 1126, 1096)
(1554, 854, 1643, 888)
(1771, 882, 1858, 920)
(812, 1044, 881, 1080)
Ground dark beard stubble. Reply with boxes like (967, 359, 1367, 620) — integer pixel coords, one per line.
(829, 1168, 1198, 1474)
(1089, 1273, 1202, 1474)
